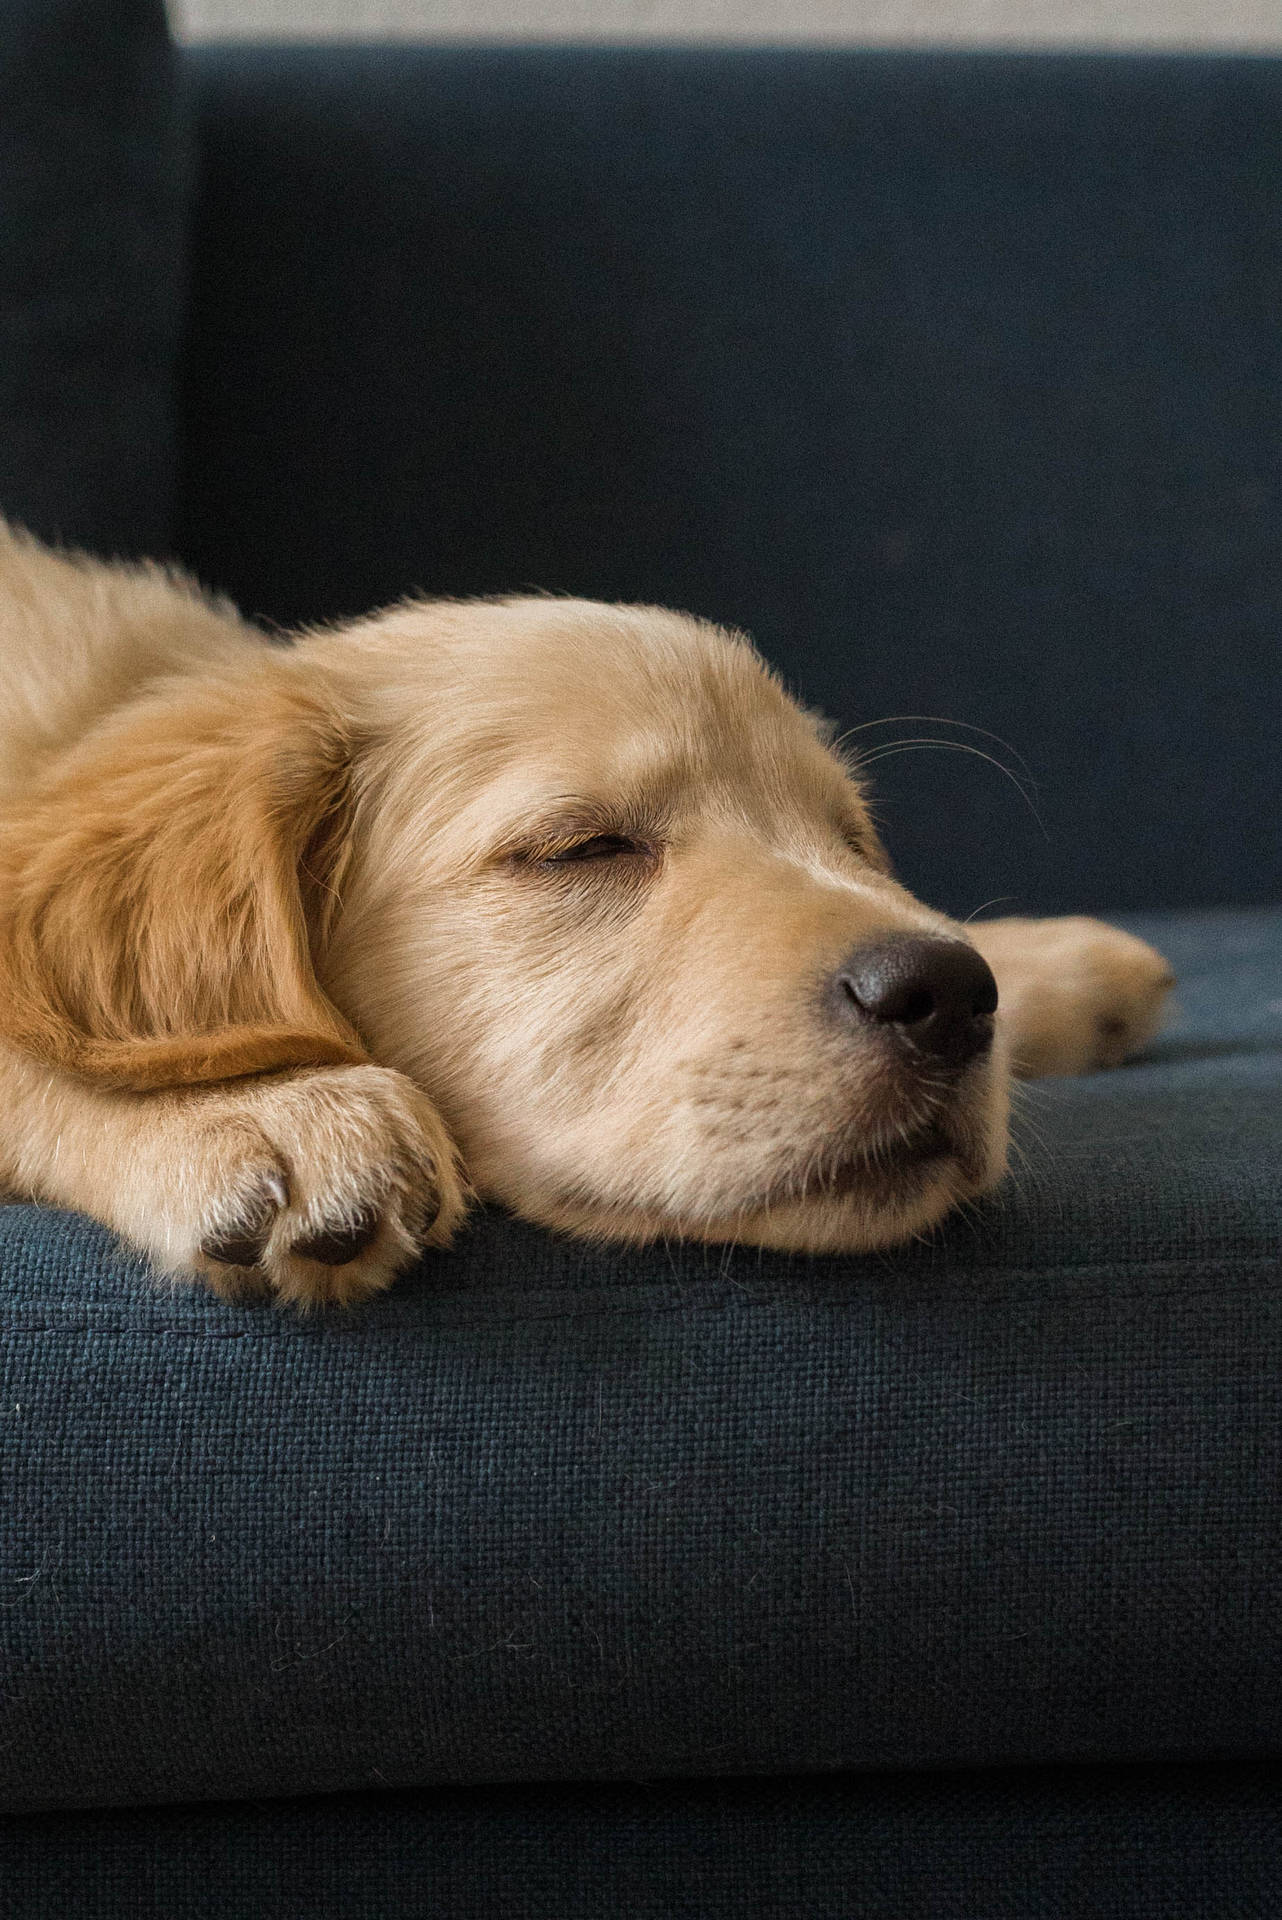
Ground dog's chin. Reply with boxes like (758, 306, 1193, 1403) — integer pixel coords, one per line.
(703, 1158, 969, 1254)
(520, 1124, 1005, 1257)
(689, 1134, 986, 1255)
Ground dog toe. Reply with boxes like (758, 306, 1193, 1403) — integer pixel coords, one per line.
(291, 1204, 381, 1267)
(200, 1167, 289, 1267)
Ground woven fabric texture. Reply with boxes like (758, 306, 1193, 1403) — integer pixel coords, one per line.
(177, 46, 1282, 915)
(5, 1761, 1282, 1919)
(2, 906, 1278, 1816)
(0, 0, 186, 558)
(3, 35, 1280, 1892)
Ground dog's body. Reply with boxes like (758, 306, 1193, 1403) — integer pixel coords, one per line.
(0, 523, 1173, 1306)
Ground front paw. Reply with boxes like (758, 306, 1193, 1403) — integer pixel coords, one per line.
(171, 1066, 467, 1308)
(982, 916, 1175, 1078)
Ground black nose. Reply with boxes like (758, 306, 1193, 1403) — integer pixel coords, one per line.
(830, 935, 998, 1067)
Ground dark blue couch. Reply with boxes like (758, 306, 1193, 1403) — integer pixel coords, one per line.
(2, 6, 1280, 1912)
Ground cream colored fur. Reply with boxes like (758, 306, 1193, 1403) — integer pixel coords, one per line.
(0, 522, 1173, 1306)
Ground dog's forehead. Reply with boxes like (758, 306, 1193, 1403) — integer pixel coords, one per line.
(361, 597, 866, 847)
(465, 598, 840, 799)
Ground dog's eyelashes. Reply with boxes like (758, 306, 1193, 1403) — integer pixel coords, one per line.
(504, 829, 657, 876)
(542, 833, 644, 865)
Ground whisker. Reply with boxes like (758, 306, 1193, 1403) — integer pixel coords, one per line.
(851, 739, 1049, 838)
(1005, 1137, 1049, 1198)
(833, 713, 1040, 791)
(962, 896, 1017, 924)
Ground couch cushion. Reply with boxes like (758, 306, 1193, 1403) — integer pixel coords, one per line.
(1, 906, 1278, 1814)
(0, 0, 186, 557)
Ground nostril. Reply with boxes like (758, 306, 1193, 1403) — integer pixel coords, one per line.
(892, 987, 936, 1026)
(845, 972, 938, 1027)
(831, 935, 998, 1066)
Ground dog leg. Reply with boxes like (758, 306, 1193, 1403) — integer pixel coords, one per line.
(0, 1045, 467, 1307)
(967, 916, 1175, 1077)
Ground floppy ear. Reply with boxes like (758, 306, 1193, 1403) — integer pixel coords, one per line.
(0, 667, 370, 1091)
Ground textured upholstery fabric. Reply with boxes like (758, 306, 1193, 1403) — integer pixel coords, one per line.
(178, 47, 1282, 917)
(0, 0, 187, 557)
(3, 907, 1278, 1817)
(5, 1761, 1282, 1918)
(5, 36, 1280, 1902)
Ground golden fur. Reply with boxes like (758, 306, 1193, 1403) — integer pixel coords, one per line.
(0, 522, 1174, 1306)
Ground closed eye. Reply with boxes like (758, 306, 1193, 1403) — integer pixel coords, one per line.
(542, 833, 646, 865)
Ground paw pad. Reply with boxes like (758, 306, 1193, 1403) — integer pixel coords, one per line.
(291, 1206, 381, 1267)
(200, 1170, 288, 1268)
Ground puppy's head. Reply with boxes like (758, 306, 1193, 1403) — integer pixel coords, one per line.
(0, 591, 1008, 1255)
(322, 598, 1010, 1252)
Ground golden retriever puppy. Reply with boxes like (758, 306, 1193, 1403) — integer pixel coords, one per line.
(0, 522, 1174, 1307)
